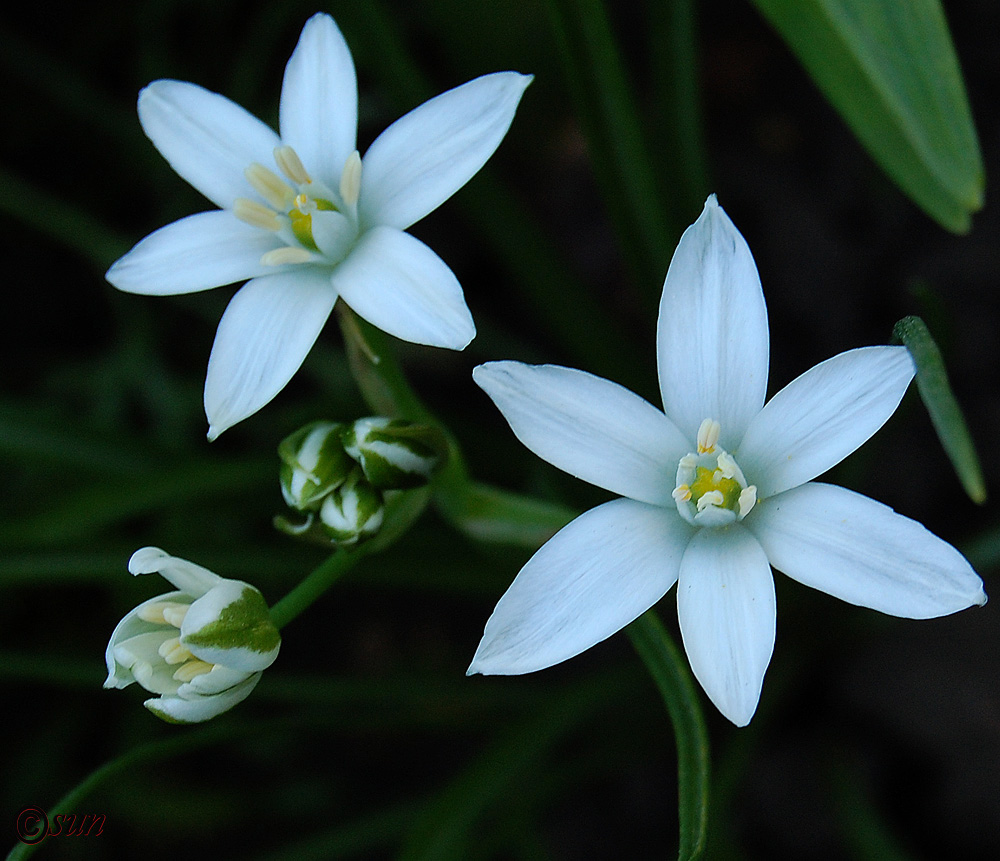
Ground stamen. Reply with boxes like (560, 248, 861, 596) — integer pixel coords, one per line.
(158, 637, 194, 665)
(339, 150, 362, 208)
(715, 452, 738, 479)
(672, 484, 692, 503)
(233, 198, 281, 231)
(696, 419, 721, 454)
(274, 145, 311, 185)
(738, 486, 757, 518)
(696, 490, 724, 512)
(173, 660, 214, 683)
(138, 601, 189, 626)
(245, 163, 294, 210)
(261, 247, 315, 266)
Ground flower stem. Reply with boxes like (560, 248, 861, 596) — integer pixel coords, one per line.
(268, 547, 368, 630)
(627, 611, 711, 861)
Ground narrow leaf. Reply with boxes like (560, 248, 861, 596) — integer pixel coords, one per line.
(750, 0, 984, 233)
(892, 316, 985, 503)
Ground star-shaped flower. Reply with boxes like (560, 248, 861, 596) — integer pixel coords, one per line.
(469, 196, 986, 726)
(107, 13, 532, 439)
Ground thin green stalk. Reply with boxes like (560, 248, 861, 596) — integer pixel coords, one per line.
(627, 611, 710, 861)
(267, 547, 368, 629)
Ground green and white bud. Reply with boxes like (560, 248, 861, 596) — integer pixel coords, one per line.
(278, 421, 354, 510)
(318, 470, 385, 545)
(341, 417, 449, 490)
(104, 548, 281, 724)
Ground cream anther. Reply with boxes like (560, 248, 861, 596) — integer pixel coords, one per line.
(696, 490, 725, 512)
(245, 163, 294, 210)
(738, 486, 757, 518)
(696, 418, 721, 454)
(716, 452, 738, 480)
(159, 637, 194, 665)
(339, 151, 362, 209)
(138, 601, 188, 627)
(172, 659, 214, 683)
(274, 145, 311, 185)
(233, 198, 281, 231)
(261, 247, 315, 266)
(672, 484, 692, 503)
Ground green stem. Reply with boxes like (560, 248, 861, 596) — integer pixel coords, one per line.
(268, 546, 369, 630)
(627, 611, 710, 861)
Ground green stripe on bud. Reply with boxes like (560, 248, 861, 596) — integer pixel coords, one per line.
(278, 421, 354, 510)
(318, 470, 385, 545)
(341, 417, 449, 490)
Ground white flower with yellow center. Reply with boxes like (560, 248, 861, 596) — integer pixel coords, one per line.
(468, 196, 987, 727)
(106, 13, 532, 439)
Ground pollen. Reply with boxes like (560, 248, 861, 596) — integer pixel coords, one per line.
(261, 247, 315, 266)
(172, 659, 214, 683)
(233, 198, 281, 231)
(158, 636, 194, 665)
(274, 145, 312, 185)
(696, 418, 721, 453)
(339, 150, 362, 209)
(245, 163, 294, 210)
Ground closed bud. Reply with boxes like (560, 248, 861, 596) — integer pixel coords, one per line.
(104, 548, 280, 724)
(278, 421, 354, 510)
(341, 417, 449, 490)
(318, 470, 385, 545)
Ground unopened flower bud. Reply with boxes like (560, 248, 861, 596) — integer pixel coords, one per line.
(278, 421, 354, 510)
(104, 548, 280, 724)
(341, 417, 449, 490)
(318, 471, 385, 545)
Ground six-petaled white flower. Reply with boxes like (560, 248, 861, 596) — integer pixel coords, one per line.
(104, 548, 281, 723)
(106, 12, 532, 439)
(468, 196, 987, 727)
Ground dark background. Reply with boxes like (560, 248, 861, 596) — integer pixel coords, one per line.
(1, 1, 998, 858)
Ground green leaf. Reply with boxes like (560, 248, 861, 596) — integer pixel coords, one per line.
(627, 611, 710, 861)
(892, 316, 985, 504)
(750, 0, 984, 233)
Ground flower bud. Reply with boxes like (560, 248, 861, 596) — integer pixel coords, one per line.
(341, 417, 449, 490)
(318, 470, 385, 545)
(278, 421, 354, 510)
(104, 548, 280, 724)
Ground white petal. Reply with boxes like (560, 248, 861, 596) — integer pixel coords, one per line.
(332, 226, 474, 349)
(106, 211, 280, 296)
(138, 80, 282, 209)
(181, 580, 280, 673)
(657, 196, 769, 450)
(746, 482, 987, 618)
(128, 547, 223, 596)
(144, 673, 261, 724)
(737, 346, 915, 498)
(473, 362, 690, 505)
(677, 525, 775, 727)
(468, 499, 693, 675)
(359, 72, 532, 230)
(104, 590, 189, 689)
(279, 13, 358, 188)
(204, 269, 338, 439)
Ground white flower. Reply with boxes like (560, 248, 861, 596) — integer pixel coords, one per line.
(106, 13, 532, 439)
(468, 196, 986, 727)
(105, 548, 281, 723)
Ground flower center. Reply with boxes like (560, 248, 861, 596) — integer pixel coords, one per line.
(137, 600, 216, 685)
(672, 418, 757, 527)
(232, 145, 362, 267)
